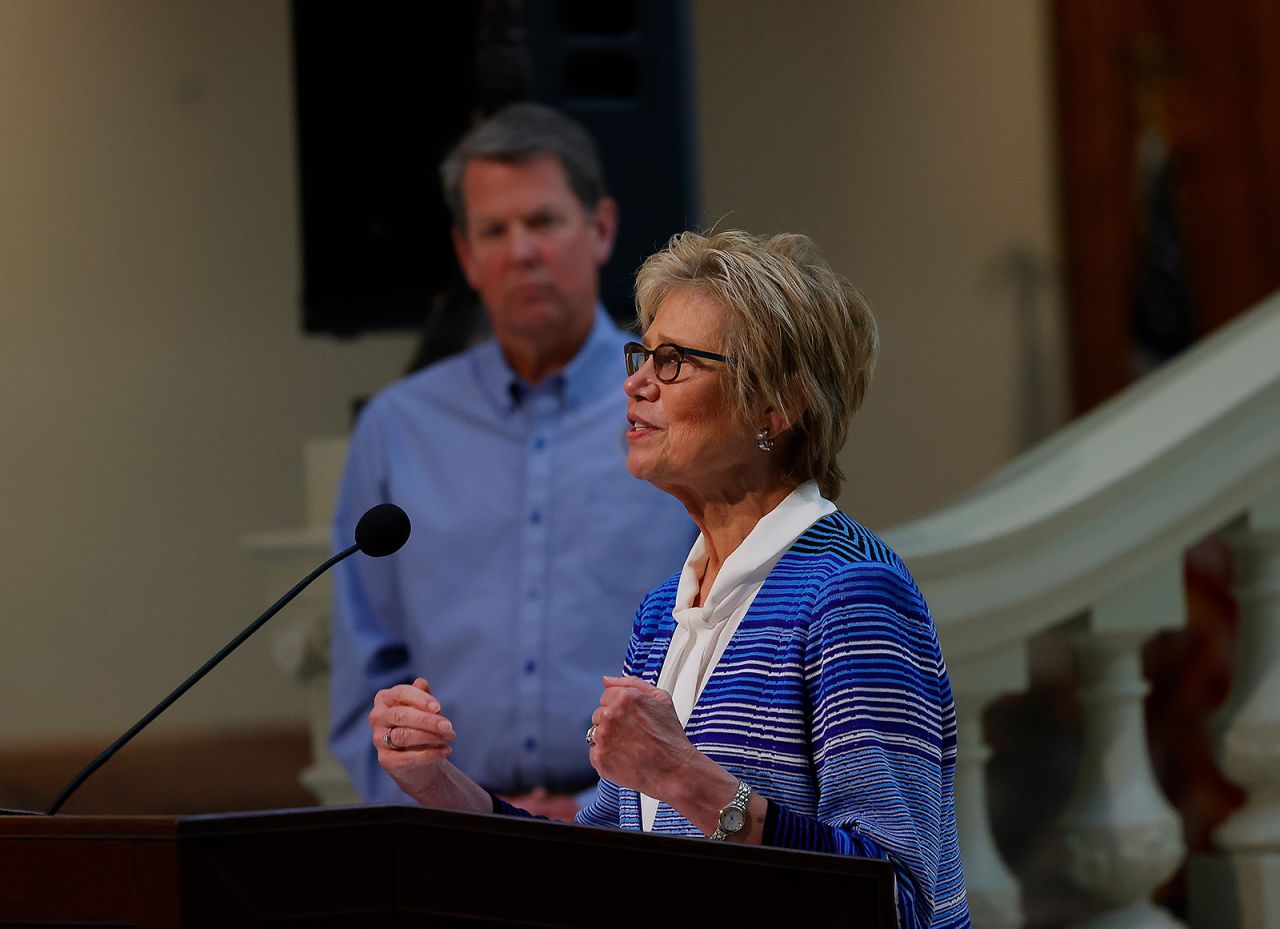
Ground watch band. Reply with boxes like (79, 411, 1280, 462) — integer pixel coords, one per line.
(709, 780, 753, 840)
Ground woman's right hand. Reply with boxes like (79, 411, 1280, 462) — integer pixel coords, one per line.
(369, 677, 457, 802)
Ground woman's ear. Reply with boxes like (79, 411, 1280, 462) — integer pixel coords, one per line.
(761, 409, 786, 441)
(761, 394, 805, 441)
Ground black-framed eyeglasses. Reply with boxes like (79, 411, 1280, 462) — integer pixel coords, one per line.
(623, 341, 733, 383)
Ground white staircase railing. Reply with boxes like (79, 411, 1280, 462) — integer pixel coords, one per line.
(884, 290, 1280, 928)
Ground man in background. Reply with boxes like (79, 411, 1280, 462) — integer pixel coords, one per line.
(329, 103, 693, 816)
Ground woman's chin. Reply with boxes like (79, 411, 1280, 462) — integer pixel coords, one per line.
(625, 455, 650, 482)
(625, 451, 665, 487)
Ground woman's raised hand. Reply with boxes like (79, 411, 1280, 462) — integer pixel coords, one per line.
(589, 674, 757, 840)
(369, 677, 457, 802)
(587, 675, 704, 799)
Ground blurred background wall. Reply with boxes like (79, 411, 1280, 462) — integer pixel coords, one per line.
(695, 0, 1067, 526)
(0, 0, 1062, 807)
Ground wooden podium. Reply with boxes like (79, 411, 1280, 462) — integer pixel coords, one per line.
(0, 805, 895, 927)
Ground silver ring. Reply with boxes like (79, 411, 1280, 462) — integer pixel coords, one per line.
(585, 724, 597, 747)
(383, 729, 394, 749)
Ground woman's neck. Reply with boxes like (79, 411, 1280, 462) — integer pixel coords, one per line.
(685, 483, 797, 606)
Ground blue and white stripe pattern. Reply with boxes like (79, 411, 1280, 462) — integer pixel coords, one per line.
(577, 512, 970, 928)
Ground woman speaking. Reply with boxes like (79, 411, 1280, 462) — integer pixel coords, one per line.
(370, 230, 969, 928)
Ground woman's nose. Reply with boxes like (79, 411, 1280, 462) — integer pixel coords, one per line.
(623, 360, 658, 398)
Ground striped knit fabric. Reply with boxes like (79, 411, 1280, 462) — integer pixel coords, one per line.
(576, 512, 971, 928)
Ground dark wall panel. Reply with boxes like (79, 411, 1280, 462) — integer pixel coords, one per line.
(292, 0, 697, 337)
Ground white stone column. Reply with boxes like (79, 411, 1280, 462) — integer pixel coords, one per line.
(1210, 492, 1280, 926)
(951, 643, 1028, 929)
(1061, 558, 1187, 929)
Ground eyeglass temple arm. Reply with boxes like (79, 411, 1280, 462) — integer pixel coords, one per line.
(679, 346, 732, 363)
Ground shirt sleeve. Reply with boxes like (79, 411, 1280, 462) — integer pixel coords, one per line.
(760, 562, 953, 929)
(328, 401, 416, 804)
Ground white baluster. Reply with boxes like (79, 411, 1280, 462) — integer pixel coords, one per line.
(1204, 492, 1280, 926)
(1061, 558, 1187, 929)
(248, 437, 357, 806)
(272, 608, 358, 805)
(952, 644, 1028, 929)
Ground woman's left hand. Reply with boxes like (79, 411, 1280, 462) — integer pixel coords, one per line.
(591, 674, 765, 842)
(588, 675, 706, 798)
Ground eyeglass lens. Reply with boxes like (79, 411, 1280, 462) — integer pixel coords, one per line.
(624, 343, 683, 382)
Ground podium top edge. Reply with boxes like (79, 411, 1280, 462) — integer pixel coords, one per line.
(1, 805, 892, 879)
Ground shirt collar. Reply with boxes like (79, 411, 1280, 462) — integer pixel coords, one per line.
(470, 305, 621, 414)
(673, 481, 837, 621)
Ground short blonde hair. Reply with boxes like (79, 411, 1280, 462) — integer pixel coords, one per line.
(634, 230, 878, 500)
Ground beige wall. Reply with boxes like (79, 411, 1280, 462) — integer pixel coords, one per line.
(0, 1, 1065, 746)
(694, 0, 1069, 526)
(0, 1, 414, 744)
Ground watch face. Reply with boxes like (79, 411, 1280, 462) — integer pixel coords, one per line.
(720, 807, 746, 833)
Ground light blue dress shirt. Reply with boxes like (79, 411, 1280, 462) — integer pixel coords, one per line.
(330, 309, 695, 802)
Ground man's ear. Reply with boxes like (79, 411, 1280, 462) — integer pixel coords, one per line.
(588, 196, 619, 267)
(452, 226, 479, 290)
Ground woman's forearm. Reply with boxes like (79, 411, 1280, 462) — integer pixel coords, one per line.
(399, 758, 492, 814)
(660, 752, 767, 844)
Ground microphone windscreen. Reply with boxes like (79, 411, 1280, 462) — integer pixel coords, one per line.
(354, 503, 411, 557)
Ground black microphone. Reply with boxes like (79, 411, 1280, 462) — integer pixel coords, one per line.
(42, 503, 411, 816)
(354, 502, 412, 557)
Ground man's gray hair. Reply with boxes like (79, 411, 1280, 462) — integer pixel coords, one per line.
(440, 102, 607, 226)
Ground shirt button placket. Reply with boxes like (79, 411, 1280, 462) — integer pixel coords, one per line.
(515, 389, 556, 786)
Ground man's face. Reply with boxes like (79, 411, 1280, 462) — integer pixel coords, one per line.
(453, 155, 617, 351)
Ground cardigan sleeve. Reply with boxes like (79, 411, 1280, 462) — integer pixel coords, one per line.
(487, 779, 623, 827)
(760, 560, 954, 929)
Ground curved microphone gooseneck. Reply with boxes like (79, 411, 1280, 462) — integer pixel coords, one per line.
(44, 503, 411, 816)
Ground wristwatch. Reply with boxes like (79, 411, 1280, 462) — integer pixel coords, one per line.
(709, 780, 753, 840)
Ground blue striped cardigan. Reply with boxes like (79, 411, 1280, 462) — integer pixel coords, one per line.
(577, 512, 970, 928)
